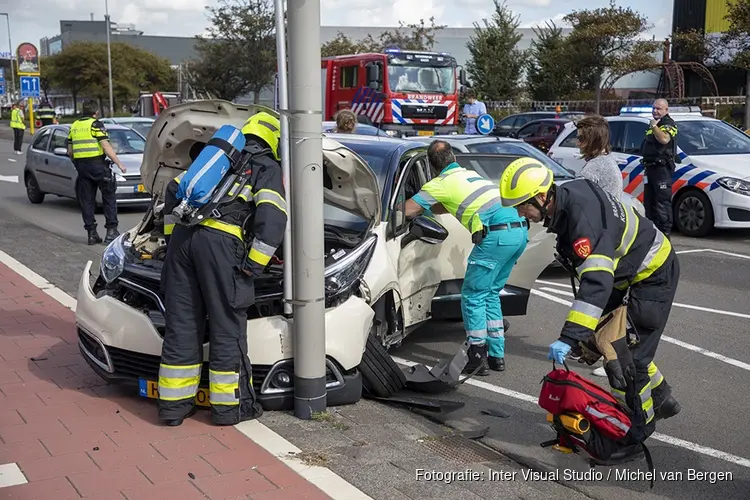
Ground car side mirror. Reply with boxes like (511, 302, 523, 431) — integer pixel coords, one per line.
(459, 68, 468, 86)
(401, 215, 449, 248)
(508, 131, 518, 139)
(53, 147, 68, 156)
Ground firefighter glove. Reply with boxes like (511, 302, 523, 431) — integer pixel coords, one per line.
(603, 336, 636, 391)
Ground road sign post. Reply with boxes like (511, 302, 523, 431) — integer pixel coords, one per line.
(28, 98, 34, 134)
(476, 113, 495, 136)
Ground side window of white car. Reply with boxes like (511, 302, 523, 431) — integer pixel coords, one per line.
(559, 129, 578, 148)
(390, 154, 427, 238)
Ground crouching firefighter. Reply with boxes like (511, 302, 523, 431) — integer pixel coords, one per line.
(157, 112, 287, 426)
(404, 140, 529, 375)
(498, 161, 681, 446)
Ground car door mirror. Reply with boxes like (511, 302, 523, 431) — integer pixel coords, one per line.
(508, 131, 518, 139)
(401, 215, 449, 248)
(53, 147, 68, 156)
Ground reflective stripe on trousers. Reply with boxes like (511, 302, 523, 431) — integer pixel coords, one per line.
(209, 369, 242, 405)
(611, 361, 664, 423)
(158, 363, 201, 401)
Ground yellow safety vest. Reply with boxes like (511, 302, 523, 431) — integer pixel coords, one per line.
(416, 163, 503, 233)
(68, 118, 105, 159)
(10, 109, 25, 130)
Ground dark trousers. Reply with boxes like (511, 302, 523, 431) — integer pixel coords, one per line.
(605, 251, 680, 442)
(643, 164, 673, 236)
(12, 128, 24, 152)
(158, 225, 262, 425)
(74, 159, 118, 232)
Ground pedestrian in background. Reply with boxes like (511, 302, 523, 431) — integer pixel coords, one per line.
(575, 115, 623, 200)
(461, 90, 487, 135)
(67, 102, 126, 245)
(334, 109, 357, 133)
(10, 102, 26, 155)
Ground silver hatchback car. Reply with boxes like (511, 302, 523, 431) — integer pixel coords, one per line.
(23, 124, 152, 207)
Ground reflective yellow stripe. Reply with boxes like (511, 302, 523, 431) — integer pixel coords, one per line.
(198, 218, 244, 240)
(164, 223, 175, 235)
(248, 238, 276, 266)
(566, 300, 603, 331)
(648, 361, 664, 389)
(640, 382, 655, 423)
(158, 363, 201, 401)
(576, 254, 614, 277)
(632, 232, 671, 285)
(614, 204, 639, 269)
(238, 185, 253, 202)
(209, 369, 240, 406)
(254, 189, 287, 214)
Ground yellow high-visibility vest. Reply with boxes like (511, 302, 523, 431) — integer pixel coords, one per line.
(68, 118, 105, 159)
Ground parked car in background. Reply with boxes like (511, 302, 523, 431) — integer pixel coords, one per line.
(492, 111, 585, 137)
(509, 118, 572, 153)
(24, 124, 151, 207)
(322, 120, 390, 137)
(99, 117, 156, 138)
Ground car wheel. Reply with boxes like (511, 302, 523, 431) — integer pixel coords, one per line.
(674, 189, 714, 237)
(25, 173, 45, 204)
(359, 327, 406, 398)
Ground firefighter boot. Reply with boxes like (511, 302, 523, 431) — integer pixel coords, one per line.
(463, 343, 489, 376)
(162, 406, 197, 427)
(654, 395, 681, 421)
(87, 229, 103, 245)
(104, 228, 120, 245)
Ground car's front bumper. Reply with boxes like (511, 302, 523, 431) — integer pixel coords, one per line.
(75, 260, 373, 411)
(711, 188, 750, 229)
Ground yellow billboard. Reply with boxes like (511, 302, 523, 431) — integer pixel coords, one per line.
(704, 0, 738, 34)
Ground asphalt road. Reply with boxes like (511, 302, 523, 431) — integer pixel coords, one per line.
(1, 135, 749, 499)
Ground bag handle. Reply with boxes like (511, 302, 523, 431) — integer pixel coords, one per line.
(552, 360, 570, 372)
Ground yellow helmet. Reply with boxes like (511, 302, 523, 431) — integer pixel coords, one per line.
(499, 157, 554, 207)
(241, 112, 281, 160)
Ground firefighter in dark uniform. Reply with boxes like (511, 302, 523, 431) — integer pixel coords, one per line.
(37, 101, 57, 126)
(641, 99, 677, 237)
(67, 102, 126, 245)
(157, 112, 287, 427)
(499, 159, 682, 446)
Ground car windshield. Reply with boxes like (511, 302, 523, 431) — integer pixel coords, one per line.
(676, 120, 750, 156)
(464, 141, 573, 179)
(387, 61, 456, 94)
(106, 128, 146, 154)
(323, 150, 388, 228)
(127, 122, 153, 138)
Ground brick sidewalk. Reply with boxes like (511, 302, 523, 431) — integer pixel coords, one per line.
(0, 261, 332, 500)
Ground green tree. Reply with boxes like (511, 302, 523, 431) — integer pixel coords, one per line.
(321, 31, 379, 57)
(320, 19, 444, 57)
(525, 22, 580, 101)
(674, 0, 750, 127)
(563, 0, 661, 113)
(191, 0, 277, 102)
(465, 0, 525, 101)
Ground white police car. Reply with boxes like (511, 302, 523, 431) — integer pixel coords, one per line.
(547, 106, 750, 237)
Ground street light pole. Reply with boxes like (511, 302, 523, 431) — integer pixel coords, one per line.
(0, 13, 16, 98)
(104, 0, 114, 116)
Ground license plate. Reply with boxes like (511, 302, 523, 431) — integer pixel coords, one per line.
(134, 184, 146, 193)
(138, 379, 210, 407)
(417, 130, 434, 136)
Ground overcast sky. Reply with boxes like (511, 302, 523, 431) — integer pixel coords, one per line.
(2, 0, 674, 52)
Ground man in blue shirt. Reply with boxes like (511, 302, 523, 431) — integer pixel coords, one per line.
(462, 90, 487, 135)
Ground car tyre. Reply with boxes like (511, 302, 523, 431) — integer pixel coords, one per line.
(25, 173, 45, 204)
(674, 189, 714, 237)
(359, 327, 406, 398)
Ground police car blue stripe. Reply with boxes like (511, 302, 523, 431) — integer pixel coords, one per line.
(688, 170, 715, 186)
(673, 165, 695, 179)
(628, 164, 644, 183)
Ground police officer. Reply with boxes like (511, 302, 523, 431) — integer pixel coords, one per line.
(10, 102, 26, 155)
(157, 112, 287, 427)
(499, 160, 681, 446)
(404, 140, 529, 375)
(641, 99, 678, 237)
(67, 102, 126, 245)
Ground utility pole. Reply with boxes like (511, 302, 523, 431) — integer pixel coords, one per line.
(273, 0, 293, 318)
(0, 13, 16, 98)
(104, 0, 114, 117)
(287, 0, 327, 419)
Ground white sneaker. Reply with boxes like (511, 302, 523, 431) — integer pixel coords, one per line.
(592, 366, 607, 377)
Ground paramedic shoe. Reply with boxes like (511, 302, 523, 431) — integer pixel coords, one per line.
(488, 356, 505, 372)
(161, 406, 197, 427)
(463, 344, 489, 376)
(104, 228, 120, 245)
(654, 395, 681, 421)
(87, 229, 102, 245)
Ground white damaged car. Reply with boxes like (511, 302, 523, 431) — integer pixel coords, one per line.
(75, 100, 557, 410)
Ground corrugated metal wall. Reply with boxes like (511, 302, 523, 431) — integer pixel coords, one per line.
(672, 0, 707, 33)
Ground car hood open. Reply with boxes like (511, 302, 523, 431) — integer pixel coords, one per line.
(140, 99, 380, 222)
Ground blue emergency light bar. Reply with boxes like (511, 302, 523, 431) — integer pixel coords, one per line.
(620, 105, 702, 115)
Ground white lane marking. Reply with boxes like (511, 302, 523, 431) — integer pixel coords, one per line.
(0, 252, 371, 500)
(7, 158, 16, 163)
(0, 175, 18, 183)
(390, 356, 750, 469)
(538, 286, 750, 319)
(675, 249, 710, 255)
(0, 463, 27, 488)
(534, 287, 750, 372)
(704, 248, 750, 260)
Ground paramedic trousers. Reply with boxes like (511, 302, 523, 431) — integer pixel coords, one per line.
(605, 250, 680, 442)
(462, 218, 528, 359)
(74, 159, 118, 232)
(158, 224, 263, 426)
(643, 163, 673, 237)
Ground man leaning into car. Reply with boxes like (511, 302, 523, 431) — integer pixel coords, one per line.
(402, 140, 529, 375)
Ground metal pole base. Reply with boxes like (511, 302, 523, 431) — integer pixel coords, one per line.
(293, 376, 327, 419)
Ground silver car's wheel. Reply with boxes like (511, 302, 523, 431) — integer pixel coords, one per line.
(25, 173, 45, 204)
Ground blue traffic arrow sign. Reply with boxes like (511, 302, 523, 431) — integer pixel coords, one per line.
(0, 83, 5, 96)
(0, 67, 5, 82)
(20, 76, 40, 98)
(476, 113, 495, 135)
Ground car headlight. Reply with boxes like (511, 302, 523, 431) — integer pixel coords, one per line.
(114, 173, 126, 182)
(384, 130, 398, 137)
(324, 235, 377, 301)
(717, 177, 750, 196)
(100, 233, 130, 284)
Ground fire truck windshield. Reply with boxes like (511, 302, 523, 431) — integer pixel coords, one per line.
(387, 64, 456, 95)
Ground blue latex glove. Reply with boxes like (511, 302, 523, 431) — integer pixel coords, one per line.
(548, 340, 571, 365)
